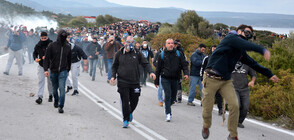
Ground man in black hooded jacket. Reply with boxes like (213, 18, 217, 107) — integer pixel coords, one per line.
(33, 32, 53, 104)
(44, 29, 71, 114)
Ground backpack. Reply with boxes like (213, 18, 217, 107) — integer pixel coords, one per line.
(161, 50, 181, 60)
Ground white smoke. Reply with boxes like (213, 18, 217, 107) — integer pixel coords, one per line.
(0, 15, 58, 30)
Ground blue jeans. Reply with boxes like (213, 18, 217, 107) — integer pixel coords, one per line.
(107, 58, 113, 80)
(161, 78, 178, 115)
(188, 76, 203, 103)
(89, 59, 98, 78)
(158, 76, 163, 102)
(50, 70, 68, 108)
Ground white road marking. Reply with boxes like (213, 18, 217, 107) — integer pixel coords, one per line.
(0, 53, 8, 58)
(76, 80, 168, 140)
(146, 82, 294, 137)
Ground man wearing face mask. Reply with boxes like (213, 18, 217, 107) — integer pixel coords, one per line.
(65, 35, 88, 96)
(33, 32, 53, 104)
(110, 36, 156, 128)
(140, 40, 154, 86)
(201, 24, 279, 140)
(43, 29, 71, 114)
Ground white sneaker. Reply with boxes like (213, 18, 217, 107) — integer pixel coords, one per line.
(165, 114, 171, 122)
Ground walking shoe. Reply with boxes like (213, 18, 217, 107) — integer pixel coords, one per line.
(48, 95, 53, 102)
(165, 114, 171, 122)
(35, 97, 42, 104)
(227, 135, 238, 140)
(187, 102, 196, 106)
(122, 120, 129, 128)
(3, 72, 9, 75)
(107, 80, 109, 83)
(218, 109, 223, 116)
(130, 113, 133, 122)
(158, 102, 163, 107)
(66, 86, 72, 93)
(58, 107, 64, 113)
(202, 127, 210, 139)
(72, 90, 79, 96)
(92, 77, 95, 81)
(177, 99, 182, 103)
(54, 100, 58, 108)
(238, 123, 244, 128)
(100, 70, 103, 76)
(18, 73, 22, 76)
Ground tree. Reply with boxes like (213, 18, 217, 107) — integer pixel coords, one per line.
(214, 23, 229, 30)
(68, 16, 88, 27)
(175, 10, 204, 36)
(198, 21, 214, 39)
(96, 15, 108, 26)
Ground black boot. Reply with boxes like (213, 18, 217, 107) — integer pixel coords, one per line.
(58, 107, 64, 113)
(66, 86, 72, 93)
(72, 90, 79, 96)
(48, 95, 53, 102)
(35, 97, 42, 104)
(54, 100, 58, 108)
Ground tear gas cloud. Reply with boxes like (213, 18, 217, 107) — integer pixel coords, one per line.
(0, 15, 58, 30)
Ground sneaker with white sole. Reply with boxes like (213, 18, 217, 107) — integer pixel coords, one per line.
(165, 114, 171, 122)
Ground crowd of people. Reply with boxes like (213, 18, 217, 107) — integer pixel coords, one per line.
(2, 21, 280, 140)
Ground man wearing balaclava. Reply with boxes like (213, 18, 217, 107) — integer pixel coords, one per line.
(110, 36, 156, 128)
(33, 32, 53, 105)
(43, 29, 72, 114)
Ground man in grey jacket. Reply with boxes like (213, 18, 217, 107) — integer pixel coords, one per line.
(232, 61, 256, 128)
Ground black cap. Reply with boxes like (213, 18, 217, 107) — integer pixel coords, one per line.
(40, 32, 48, 37)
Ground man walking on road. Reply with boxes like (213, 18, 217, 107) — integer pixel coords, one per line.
(44, 29, 71, 114)
(110, 36, 156, 128)
(154, 38, 189, 122)
(33, 32, 53, 104)
(187, 44, 206, 106)
(232, 61, 256, 128)
(201, 24, 279, 140)
(105, 36, 121, 83)
(66, 35, 88, 96)
(3, 27, 26, 76)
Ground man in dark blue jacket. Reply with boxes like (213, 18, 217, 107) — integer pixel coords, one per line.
(187, 44, 206, 106)
(201, 24, 279, 140)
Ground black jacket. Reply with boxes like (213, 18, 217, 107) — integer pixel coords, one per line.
(111, 48, 154, 88)
(43, 30, 71, 73)
(86, 42, 101, 59)
(33, 39, 53, 67)
(70, 44, 88, 63)
(140, 46, 154, 62)
(155, 49, 189, 85)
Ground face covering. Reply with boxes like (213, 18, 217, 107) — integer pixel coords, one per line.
(125, 43, 134, 52)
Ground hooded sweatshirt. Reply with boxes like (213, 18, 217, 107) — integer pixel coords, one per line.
(43, 30, 72, 73)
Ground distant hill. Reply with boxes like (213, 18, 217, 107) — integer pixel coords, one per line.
(4, 0, 294, 28)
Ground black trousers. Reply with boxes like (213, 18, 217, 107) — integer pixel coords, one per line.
(118, 86, 141, 121)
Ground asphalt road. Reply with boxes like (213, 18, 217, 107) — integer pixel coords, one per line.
(0, 53, 293, 140)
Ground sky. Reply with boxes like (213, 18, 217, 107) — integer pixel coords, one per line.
(106, 0, 294, 15)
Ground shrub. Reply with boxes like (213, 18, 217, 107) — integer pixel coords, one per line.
(250, 70, 294, 128)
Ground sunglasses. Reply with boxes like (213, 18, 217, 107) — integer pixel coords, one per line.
(243, 30, 253, 39)
(41, 37, 47, 39)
